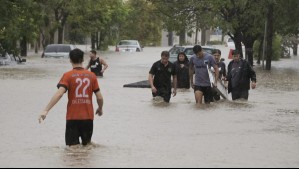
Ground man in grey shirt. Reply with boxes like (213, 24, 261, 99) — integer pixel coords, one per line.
(189, 45, 219, 105)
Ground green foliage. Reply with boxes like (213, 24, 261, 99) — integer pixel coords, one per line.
(66, 0, 128, 49)
(272, 35, 282, 60)
(1, 0, 298, 55)
(253, 35, 282, 61)
(274, 0, 299, 36)
(119, 0, 162, 46)
(0, 0, 41, 53)
(253, 40, 261, 59)
(150, 0, 215, 45)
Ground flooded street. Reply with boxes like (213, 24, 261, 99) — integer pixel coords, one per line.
(0, 46, 298, 167)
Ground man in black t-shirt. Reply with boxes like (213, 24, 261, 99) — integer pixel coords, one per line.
(86, 50, 108, 77)
(148, 51, 177, 103)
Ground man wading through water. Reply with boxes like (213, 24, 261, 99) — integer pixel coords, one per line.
(189, 45, 219, 105)
(149, 51, 177, 103)
(86, 50, 108, 77)
(212, 49, 227, 101)
(226, 50, 257, 100)
(39, 49, 104, 146)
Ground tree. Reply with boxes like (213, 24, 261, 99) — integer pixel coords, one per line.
(67, 0, 127, 50)
(119, 0, 162, 46)
(0, 0, 41, 56)
(212, 0, 262, 64)
(150, 0, 215, 46)
(275, 0, 299, 56)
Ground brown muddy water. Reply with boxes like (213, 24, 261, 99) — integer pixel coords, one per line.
(0, 46, 298, 167)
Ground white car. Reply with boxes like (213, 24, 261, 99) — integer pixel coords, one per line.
(225, 38, 235, 49)
(42, 44, 76, 58)
(115, 40, 143, 52)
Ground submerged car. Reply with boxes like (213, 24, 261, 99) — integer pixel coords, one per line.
(0, 52, 26, 65)
(42, 44, 76, 58)
(115, 40, 143, 52)
(169, 45, 216, 63)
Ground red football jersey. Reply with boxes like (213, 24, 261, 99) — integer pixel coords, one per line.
(57, 68, 100, 120)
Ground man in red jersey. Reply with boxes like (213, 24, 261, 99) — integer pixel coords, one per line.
(38, 48, 104, 146)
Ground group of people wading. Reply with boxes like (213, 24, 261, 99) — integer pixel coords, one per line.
(148, 45, 257, 104)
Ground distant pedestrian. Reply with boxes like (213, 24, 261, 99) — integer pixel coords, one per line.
(226, 50, 257, 101)
(211, 49, 227, 101)
(86, 50, 108, 77)
(149, 51, 177, 103)
(39, 49, 104, 146)
(189, 45, 219, 105)
(174, 52, 190, 89)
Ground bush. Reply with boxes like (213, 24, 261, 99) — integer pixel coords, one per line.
(272, 35, 282, 60)
(253, 34, 282, 61)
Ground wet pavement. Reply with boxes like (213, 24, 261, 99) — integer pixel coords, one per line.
(0, 46, 298, 167)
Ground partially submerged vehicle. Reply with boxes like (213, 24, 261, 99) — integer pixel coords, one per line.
(42, 44, 76, 58)
(0, 52, 26, 66)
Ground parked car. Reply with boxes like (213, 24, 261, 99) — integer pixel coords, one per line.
(42, 44, 76, 58)
(169, 45, 216, 63)
(0, 52, 26, 65)
(115, 40, 143, 52)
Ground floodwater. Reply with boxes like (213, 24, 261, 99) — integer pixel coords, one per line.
(0, 46, 298, 167)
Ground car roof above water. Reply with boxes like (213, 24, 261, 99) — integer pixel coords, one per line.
(45, 44, 75, 53)
(170, 45, 216, 55)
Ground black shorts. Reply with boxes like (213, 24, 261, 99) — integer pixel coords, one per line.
(65, 120, 93, 146)
(194, 86, 213, 103)
(152, 88, 171, 103)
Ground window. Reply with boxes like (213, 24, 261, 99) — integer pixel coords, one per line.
(119, 41, 138, 46)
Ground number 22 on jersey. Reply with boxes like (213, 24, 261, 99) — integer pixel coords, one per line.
(75, 78, 90, 98)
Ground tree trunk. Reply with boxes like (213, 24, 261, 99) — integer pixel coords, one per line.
(257, 38, 264, 65)
(91, 33, 96, 50)
(246, 47, 254, 66)
(58, 26, 64, 44)
(195, 28, 199, 44)
(266, 3, 274, 70)
(100, 32, 106, 50)
(201, 29, 206, 46)
(168, 32, 173, 46)
(244, 38, 255, 66)
(179, 30, 186, 45)
(35, 40, 38, 54)
(195, 20, 199, 44)
(50, 31, 55, 44)
(293, 41, 298, 56)
(20, 36, 27, 57)
(230, 31, 244, 58)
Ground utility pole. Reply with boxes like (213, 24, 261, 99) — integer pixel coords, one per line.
(262, 19, 267, 70)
